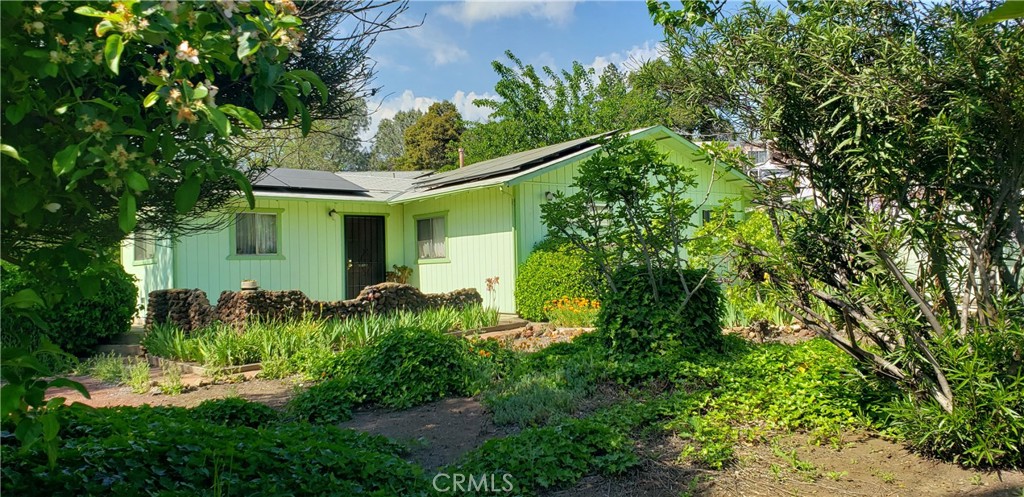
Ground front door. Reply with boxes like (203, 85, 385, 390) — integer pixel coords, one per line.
(344, 215, 386, 299)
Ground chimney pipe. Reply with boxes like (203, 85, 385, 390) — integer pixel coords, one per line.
(458, 147, 465, 168)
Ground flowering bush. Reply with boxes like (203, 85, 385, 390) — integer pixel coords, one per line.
(544, 297, 600, 328)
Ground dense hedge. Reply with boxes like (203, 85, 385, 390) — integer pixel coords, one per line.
(515, 240, 600, 322)
(314, 326, 484, 409)
(597, 266, 724, 355)
(1, 404, 429, 496)
(0, 262, 137, 355)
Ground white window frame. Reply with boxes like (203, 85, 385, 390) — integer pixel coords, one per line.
(234, 212, 280, 256)
(416, 215, 447, 261)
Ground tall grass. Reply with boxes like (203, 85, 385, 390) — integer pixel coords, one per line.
(142, 305, 500, 378)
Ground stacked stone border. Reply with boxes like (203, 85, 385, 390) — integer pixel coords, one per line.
(145, 282, 482, 332)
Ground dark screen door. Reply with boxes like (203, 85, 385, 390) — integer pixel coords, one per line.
(344, 215, 386, 299)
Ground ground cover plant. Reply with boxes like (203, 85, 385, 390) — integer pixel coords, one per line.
(1, 403, 430, 496)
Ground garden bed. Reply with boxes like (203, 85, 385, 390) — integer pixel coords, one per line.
(146, 355, 262, 376)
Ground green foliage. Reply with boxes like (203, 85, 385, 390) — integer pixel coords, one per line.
(369, 109, 423, 170)
(315, 327, 483, 409)
(461, 51, 676, 164)
(515, 241, 599, 321)
(158, 361, 184, 396)
(397, 101, 464, 170)
(598, 266, 724, 355)
(288, 378, 358, 424)
(142, 306, 498, 379)
(0, 340, 90, 467)
(123, 359, 150, 394)
(450, 418, 639, 496)
(484, 348, 603, 426)
(2, 405, 428, 496)
(192, 397, 280, 429)
(1, 0, 327, 316)
(88, 353, 126, 384)
(881, 323, 1024, 468)
(1, 262, 137, 356)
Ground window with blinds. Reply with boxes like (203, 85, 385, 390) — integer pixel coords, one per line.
(416, 216, 446, 260)
(236, 213, 278, 255)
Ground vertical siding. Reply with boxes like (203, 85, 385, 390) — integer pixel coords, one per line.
(120, 237, 174, 317)
(402, 187, 517, 312)
(172, 197, 404, 303)
(514, 138, 752, 265)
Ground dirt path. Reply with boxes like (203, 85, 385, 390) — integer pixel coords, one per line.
(548, 432, 1024, 497)
(340, 397, 512, 470)
(46, 373, 298, 409)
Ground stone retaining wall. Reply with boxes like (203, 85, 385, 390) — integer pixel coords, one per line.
(146, 283, 482, 332)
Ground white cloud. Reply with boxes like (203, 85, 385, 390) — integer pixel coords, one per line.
(587, 41, 665, 74)
(438, 0, 578, 27)
(405, 25, 469, 66)
(361, 89, 497, 143)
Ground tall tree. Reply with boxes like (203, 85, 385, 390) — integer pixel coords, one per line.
(650, 0, 1023, 427)
(461, 52, 681, 164)
(397, 101, 464, 171)
(369, 108, 423, 170)
(238, 101, 371, 171)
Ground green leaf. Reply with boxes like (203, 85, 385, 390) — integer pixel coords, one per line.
(175, 176, 201, 214)
(1, 144, 27, 163)
(95, 19, 115, 37)
(118, 192, 137, 233)
(204, 106, 231, 137)
(52, 144, 80, 176)
(299, 101, 311, 137)
(2, 289, 44, 309)
(0, 384, 25, 419)
(125, 171, 149, 192)
(73, 6, 109, 17)
(253, 86, 275, 113)
(219, 104, 264, 130)
(48, 378, 90, 399)
(41, 415, 59, 442)
(288, 69, 329, 105)
(224, 168, 255, 208)
(143, 91, 160, 108)
(977, 1, 1024, 24)
(104, 34, 124, 75)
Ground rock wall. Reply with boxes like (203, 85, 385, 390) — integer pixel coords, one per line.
(145, 288, 215, 332)
(146, 283, 483, 331)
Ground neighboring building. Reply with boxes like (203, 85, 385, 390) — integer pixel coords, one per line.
(121, 125, 755, 316)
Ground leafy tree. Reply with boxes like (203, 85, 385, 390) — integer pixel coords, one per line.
(541, 135, 737, 354)
(649, 0, 1023, 425)
(235, 102, 371, 171)
(397, 101, 463, 171)
(369, 108, 422, 170)
(460, 52, 682, 164)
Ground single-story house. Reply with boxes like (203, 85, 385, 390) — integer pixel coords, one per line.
(121, 125, 754, 316)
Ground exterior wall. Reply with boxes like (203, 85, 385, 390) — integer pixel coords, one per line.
(171, 197, 404, 305)
(120, 236, 174, 318)
(401, 186, 517, 312)
(513, 137, 752, 265)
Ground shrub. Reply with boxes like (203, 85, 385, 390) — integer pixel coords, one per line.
(880, 325, 1024, 468)
(450, 418, 639, 496)
(2, 405, 428, 496)
(288, 378, 359, 424)
(0, 262, 137, 355)
(193, 398, 280, 429)
(597, 266, 724, 355)
(515, 241, 599, 322)
(315, 326, 483, 409)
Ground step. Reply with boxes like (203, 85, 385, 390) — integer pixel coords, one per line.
(94, 344, 145, 357)
(105, 332, 144, 345)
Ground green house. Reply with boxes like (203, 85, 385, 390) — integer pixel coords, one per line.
(121, 126, 754, 316)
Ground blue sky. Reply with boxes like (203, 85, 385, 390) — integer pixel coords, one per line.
(362, 1, 666, 139)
